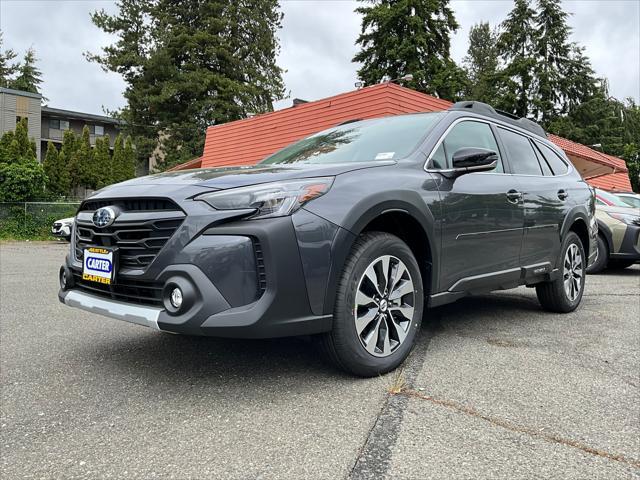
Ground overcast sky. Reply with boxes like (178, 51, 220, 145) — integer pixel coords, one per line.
(1, 0, 638, 116)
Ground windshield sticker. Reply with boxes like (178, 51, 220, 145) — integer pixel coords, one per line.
(375, 152, 395, 160)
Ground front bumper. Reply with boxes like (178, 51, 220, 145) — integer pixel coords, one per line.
(610, 223, 640, 261)
(60, 202, 342, 338)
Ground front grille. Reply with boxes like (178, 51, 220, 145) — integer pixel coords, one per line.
(72, 271, 163, 306)
(75, 218, 183, 269)
(74, 197, 184, 270)
(80, 198, 179, 212)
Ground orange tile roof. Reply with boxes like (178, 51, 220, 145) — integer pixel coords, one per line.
(168, 156, 202, 171)
(587, 172, 633, 192)
(193, 83, 629, 177)
(547, 134, 628, 172)
(202, 83, 451, 168)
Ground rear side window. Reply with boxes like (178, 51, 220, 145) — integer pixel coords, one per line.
(535, 142, 569, 175)
(440, 121, 503, 172)
(498, 128, 542, 175)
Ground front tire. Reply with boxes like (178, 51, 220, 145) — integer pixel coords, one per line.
(536, 231, 586, 313)
(317, 232, 424, 377)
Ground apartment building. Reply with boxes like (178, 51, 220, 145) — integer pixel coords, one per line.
(0, 87, 122, 162)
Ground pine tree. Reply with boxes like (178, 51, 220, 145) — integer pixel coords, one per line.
(9, 48, 45, 98)
(533, 0, 597, 122)
(0, 31, 18, 88)
(87, 0, 286, 171)
(463, 22, 499, 104)
(93, 135, 113, 188)
(352, 0, 460, 98)
(496, 0, 538, 117)
(111, 134, 125, 183)
(68, 126, 93, 190)
(123, 136, 136, 180)
(547, 82, 639, 192)
(59, 129, 78, 189)
(0, 119, 47, 201)
(3, 118, 37, 164)
(43, 141, 70, 198)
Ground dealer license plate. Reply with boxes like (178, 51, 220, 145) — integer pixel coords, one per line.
(82, 247, 116, 285)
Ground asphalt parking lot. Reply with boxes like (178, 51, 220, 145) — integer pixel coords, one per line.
(1, 241, 639, 479)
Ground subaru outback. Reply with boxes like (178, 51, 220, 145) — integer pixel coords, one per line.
(59, 101, 596, 376)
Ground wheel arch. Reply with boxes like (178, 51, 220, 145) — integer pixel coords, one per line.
(323, 200, 438, 314)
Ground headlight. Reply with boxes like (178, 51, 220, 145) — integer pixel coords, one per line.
(606, 212, 640, 226)
(196, 177, 334, 219)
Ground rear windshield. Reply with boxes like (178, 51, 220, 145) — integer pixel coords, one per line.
(260, 113, 445, 165)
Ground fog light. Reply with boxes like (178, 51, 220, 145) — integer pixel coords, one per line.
(170, 287, 183, 309)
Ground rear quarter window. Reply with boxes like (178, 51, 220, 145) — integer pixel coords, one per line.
(535, 142, 569, 175)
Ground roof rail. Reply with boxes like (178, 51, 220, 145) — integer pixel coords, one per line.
(448, 101, 546, 138)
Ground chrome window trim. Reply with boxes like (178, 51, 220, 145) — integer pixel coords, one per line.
(423, 116, 575, 178)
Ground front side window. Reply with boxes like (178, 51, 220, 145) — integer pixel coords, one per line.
(432, 121, 503, 172)
(260, 113, 445, 165)
(498, 128, 542, 175)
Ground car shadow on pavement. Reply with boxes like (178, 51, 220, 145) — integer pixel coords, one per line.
(595, 267, 640, 277)
(69, 290, 549, 390)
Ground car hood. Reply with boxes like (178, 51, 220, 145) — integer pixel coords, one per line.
(596, 204, 640, 216)
(108, 161, 395, 191)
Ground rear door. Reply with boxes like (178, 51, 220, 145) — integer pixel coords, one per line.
(431, 120, 525, 292)
(496, 128, 567, 269)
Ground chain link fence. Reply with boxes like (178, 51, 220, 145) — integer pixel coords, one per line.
(0, 201, 81, 240)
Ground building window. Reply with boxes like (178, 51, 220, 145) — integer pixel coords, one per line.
(49, 119, 70, 130)
(89, 124, 105, 136)
(16, 116, 28, 127)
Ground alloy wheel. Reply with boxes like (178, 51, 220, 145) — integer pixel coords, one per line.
(354, 255, 415, 357)
(563, 243, 583, 302)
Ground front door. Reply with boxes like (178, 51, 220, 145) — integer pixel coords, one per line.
(431, 120, 525, 292)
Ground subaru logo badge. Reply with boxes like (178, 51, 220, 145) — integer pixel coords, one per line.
(92, 206, 117, 228)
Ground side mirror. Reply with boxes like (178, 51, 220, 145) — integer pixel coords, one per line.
(451, 148, 499, 173)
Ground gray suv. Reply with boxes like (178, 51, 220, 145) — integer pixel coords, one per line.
(59, 102, 597, 376)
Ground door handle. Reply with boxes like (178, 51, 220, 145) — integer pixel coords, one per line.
(506, 189, 523, 203)
(557, 189, 569, 200)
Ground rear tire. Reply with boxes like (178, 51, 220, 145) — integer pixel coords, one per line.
(536, 231, 585, 313)
(317, 232, 424, 377)
(586, 235, 608, 274)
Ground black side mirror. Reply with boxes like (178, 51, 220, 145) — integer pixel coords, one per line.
(451, 148, 499, 170)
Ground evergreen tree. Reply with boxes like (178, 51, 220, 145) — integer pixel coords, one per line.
(68, 126, 93, 190)
(111, 134, 126, 183)
(87, 0, 286, 171)
(353, 0, 460, 98)
(93, 135, 113, 188)
(9, 47, 45, 98)
(0, 31, 18, 88)
(43, 141, 70, 198)
(123, 136, 136, 180)
(2, 118, 37, 164)
(533, 0, 597, 122)
(463, 22, 499, 104)
(0, 119, 47, 201)
(547, 83, 640, 192)
(496, 0, 538, 117)
(59, 129, 78, 189)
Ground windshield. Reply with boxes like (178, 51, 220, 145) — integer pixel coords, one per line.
(260, 113, 445, 165)
(596, 189, 629, 207)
